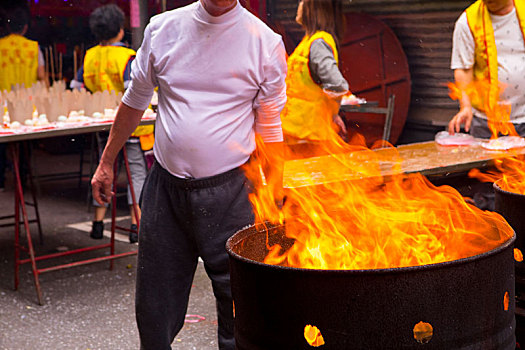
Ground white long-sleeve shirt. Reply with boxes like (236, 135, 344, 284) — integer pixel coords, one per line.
(122, 0, 287, 178)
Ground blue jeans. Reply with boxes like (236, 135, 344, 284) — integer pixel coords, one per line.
(135, 161, 254, 350)
(93, 133, 148, 207)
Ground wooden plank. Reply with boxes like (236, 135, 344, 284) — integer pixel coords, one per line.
(284, 141, 525, 189)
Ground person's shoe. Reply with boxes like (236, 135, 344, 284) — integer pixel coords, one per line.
(129, 224, 138, 244)
(90, 221, 104, 239)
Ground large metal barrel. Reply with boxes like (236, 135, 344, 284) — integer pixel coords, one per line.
(227, 222, 516, 350)
(494, 180, 525, 262)
(494, 180, 525, 346)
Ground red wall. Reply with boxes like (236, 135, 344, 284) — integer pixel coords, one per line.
(242, 0, 266, 20)
(30, 0, 133, 17)
(29, 0, 267, 21)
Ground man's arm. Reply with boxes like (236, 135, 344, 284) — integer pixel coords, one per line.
(261, 141, 284, 205)
(91, 103, 144, 205)
(253, 39, 287, 205)
(448, 67, 474, 134)
(449, 12, 475, 135)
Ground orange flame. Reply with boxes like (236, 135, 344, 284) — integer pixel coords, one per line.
(515, 248, 524, 262)
(448, 78, 525, 194)
(470, 155, 525, 195)
(244, 131, 513, 270)
(304, 324, 325, 347)
(447, 79, 516, 138)
(413, 321, 433, 344)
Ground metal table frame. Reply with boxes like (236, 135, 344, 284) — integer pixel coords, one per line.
(1, 119, 154, 304)
(340, 95, 396, 146)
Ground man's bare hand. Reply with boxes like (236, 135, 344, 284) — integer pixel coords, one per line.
(91, 161, 114, 205)
(334, 115, 347, 136)
(448, 107, 473, 135)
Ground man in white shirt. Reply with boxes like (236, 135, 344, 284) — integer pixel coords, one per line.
(448, 0, 525, 138)
(91, 0, 287, 349)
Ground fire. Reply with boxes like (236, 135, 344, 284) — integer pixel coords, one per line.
(413, 321, 433, 344)
(449, 78, 525, 194)
(447, 79, 516, 138)
(241, 77, 519, 270)
(304, 325, 325, 347)
(470, 155, 525, 195)
(243, 131, 513, 270)
(515, 248, 524, 262)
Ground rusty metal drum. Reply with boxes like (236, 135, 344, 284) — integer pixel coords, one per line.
(227, 222, 516, 350)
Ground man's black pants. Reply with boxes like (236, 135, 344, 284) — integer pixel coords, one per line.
(136, 161, 254, 350)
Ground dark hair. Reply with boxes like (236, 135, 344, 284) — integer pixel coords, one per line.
(301, 0, 345, 46)
(6, 7, 30, 34)
(89, 4, 125, 42)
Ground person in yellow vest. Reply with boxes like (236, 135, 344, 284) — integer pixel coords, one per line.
(280, 0, 349, 159)
(448, 0, 525, 138)
(448, 0, 525, 211)
(0, 6, 46, 91)
(0, 6, 46, 191)
(71, 4, 154, 243)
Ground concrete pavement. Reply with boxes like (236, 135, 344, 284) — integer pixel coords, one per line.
(0, 145, 218, 350)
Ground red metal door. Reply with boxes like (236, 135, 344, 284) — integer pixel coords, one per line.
(339, 12, 411, 146)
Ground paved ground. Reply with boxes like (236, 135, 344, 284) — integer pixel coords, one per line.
(0, 141, 218, 350)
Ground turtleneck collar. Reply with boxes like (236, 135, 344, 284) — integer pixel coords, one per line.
(195, 0, 242, 25)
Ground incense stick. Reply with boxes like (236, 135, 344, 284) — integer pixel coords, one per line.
(59, 53, 62, 81)
(49, 46, 55, 82)
(80, 43, 85, 66)
(44, 47, 49, 82)
(73, 49, 77, 81)
(53, 43, 58, 82)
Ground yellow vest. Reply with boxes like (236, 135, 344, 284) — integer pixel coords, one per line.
(0, 34, 39, 91)
(281, 31, 341, 141)
(83, 45, 136, 93)
(83, 45, 154, 148)
(465, 0, 525, 112)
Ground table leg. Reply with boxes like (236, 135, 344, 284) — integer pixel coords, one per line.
(122, 147, 140, 233)
(110, 160, 118, 271)
(24, 142, 44, 245)
(109, 148, 140, 271)
(11, 143, 43, 305)
(14, 169, 20, 291)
